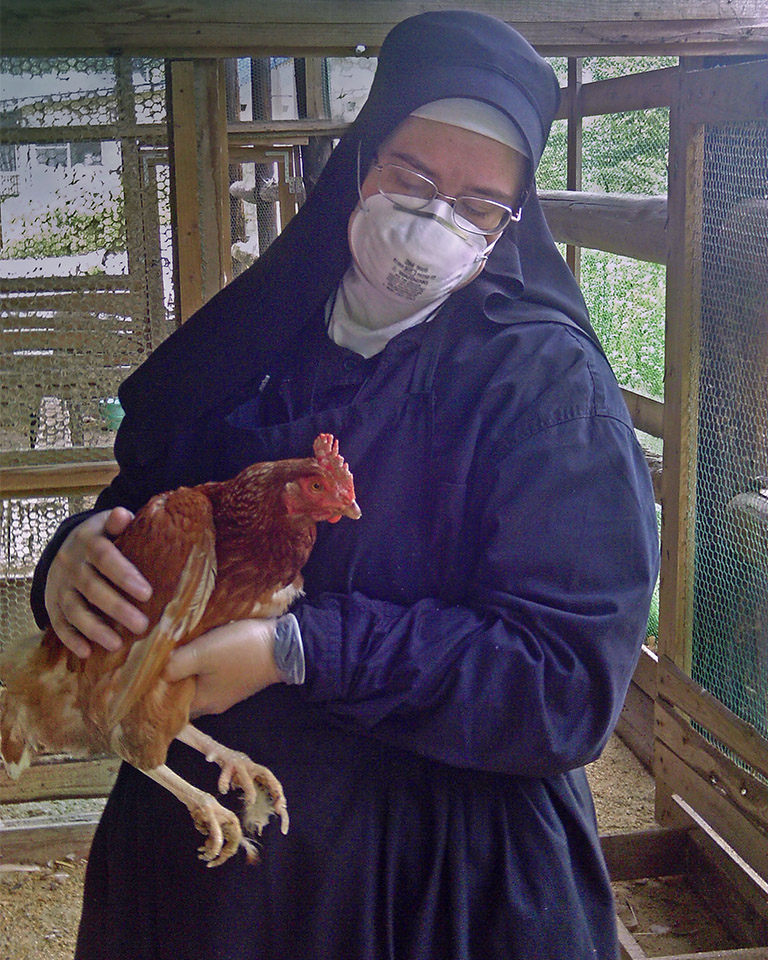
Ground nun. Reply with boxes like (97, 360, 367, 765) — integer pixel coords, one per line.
(33, 10, 659, 959)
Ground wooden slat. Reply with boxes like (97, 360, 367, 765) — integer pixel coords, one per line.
(681, 58, 768, 126)
(617, 679, 655, 770)
(657, 66, 703, 676)
(655, 698, 768, 839)
(687, 829, 768, 947)
(555, 67, 677, 121)
(653, 951, 768, 960)
(617, 916, 647, 960)
(168, 59, 204, 322)
(0, 814, 99, 864)
(0, 461, 118, 498)
(0, 124, 165, 144)
(655, 740, 768, 881)
(657, 656, 768, 784)
(0, 755, 118, 804)
(539, 190, 668, 264)
(3, 4, 768, 57)
(601, 827, 691, 881)
(0, 276, 130, 293)
(228, 118, 350, 144)
(620, 387, 664, 438)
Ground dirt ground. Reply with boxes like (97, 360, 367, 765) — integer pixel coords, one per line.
(0, 734, 742, 960)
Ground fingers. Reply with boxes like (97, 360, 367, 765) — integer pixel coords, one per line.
(45, 508, 153, 658)
(164, 642, 202, 684)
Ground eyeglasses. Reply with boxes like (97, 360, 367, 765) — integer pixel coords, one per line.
(373, 162, 522, 234)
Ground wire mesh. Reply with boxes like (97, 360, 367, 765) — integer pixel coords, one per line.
(0, 57, 174, 654)
(691, 120, 768, 736)
(538, 57, 671, 402)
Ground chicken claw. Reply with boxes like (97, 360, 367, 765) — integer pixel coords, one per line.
(191, 792, 246, 867)
(142, 764, 252, 867)
(176, 725, 290, 837)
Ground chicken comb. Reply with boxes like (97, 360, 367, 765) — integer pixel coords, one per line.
(313, 433, 354, 488)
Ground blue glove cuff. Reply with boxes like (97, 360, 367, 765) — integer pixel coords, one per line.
(273, 613, 306, 685)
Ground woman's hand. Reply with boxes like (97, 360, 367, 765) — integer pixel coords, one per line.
(45, 507, 152, 659)
(164, 619, 282, 718)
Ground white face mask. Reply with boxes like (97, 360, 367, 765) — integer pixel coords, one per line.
(348, 193, 497, 306)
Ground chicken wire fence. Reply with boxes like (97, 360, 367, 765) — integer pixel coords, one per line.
(1, 56, 175, 655)
(690, 120, 768, 739)
(538, 56, 673, 405)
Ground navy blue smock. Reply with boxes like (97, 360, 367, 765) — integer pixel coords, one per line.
(30, 12, 659, 959)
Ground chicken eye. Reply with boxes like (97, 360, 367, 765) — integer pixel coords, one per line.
(310, 480, 323, 492)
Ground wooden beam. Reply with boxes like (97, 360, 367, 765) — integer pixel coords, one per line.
(656, 699, 768, 840)
(657, 67, 703, 677)
(555, 67, 678, 121)
(1, 462, 118, 498)
(657, 657, 768, 784)
(539, 191, 668, 264)
(2, 2, 768, 57)
(0, 755, 118, 804)
(228, 119, 350, 144)
(620, 387, 664, 438)
(655, 741, 768, 880)
(601, 826, 691, 881)
(0, 813, 99, 864)
(617, 916, 647, 960)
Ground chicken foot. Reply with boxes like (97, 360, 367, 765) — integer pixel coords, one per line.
(141, 764, 255, 867)
(176, 724, 290, 838)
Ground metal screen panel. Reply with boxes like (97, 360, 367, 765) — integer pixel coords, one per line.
(691, 120, 768, 737)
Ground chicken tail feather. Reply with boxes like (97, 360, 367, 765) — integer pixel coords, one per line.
(106, 526, 217, 729)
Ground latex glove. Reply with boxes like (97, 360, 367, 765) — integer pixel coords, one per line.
(164, 618, 282, 718)
(45, 507, 152, 659)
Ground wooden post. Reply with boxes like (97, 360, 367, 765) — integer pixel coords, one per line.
(168, 59, 231, 323)
(565, 57, 582, 281)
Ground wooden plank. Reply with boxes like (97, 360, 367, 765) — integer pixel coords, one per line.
(657, 67, 703, 675)
(617, 916, 647, 960)
(653, 951, 768, 960)
(228, 119, 350, 143)
(634, 646, 659, 701)
(565, 58, 582, 282)
(655, 698, 768, 839)
(198, 59, 232, 296)
(0, 276, 131, 293)
(657, 656, 768, 784)
(0, 756, 118, 804)
(3, 3, 768, 57)
(539, 190, 668, 264)
(655, 740, 768, 881)
(687, 829, 768, 947)
(0, 814, 99, 864)
(168, 60, 204, 322)
(601, 827, 691, 881)
(620, 387, 664, 438)
(554, 67, 677, 121)
(617, 678, 655, 770)
(0, 124, 165, 144)
(0, 461, 118, 498)
(681, 58, 768, 126)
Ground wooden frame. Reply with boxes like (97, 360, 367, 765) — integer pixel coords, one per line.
(2, 2, 767, 57)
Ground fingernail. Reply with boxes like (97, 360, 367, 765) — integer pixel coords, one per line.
(130, 580, 152, 601)
(103, 636, 123, 652)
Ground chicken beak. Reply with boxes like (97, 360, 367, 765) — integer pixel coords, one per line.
(342, 499, 362, 520)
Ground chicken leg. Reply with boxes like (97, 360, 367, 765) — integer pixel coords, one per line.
(176, 724, 290, 837)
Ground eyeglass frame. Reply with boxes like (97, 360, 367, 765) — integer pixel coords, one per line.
(370, 159, 525, 235)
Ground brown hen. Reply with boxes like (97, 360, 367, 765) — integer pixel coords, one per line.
(0, 433, 360, 866)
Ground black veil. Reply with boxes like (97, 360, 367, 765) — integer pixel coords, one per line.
(119, 11, 597, 438)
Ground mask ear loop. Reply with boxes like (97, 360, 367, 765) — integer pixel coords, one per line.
(356, 141, 370, 213)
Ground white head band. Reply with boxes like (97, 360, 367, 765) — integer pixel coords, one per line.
(410, 98, 530, 159)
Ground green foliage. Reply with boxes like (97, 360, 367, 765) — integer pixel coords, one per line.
(581, 250, 666, 398)
(1, 202, 126, 259)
